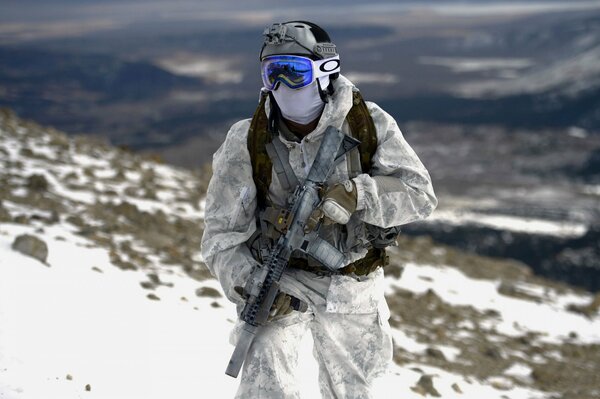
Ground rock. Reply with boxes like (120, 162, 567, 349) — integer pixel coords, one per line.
(63, 171, 78, 181)
(489, 376, 513, 390)
(48, 132, 70, 150)
(148, 273, 161, 284)
(109, 250, 137, 271)
(147, 293, 160, 301)
(12, 234, 49, 264)
(13, 214, 29, 224)
(49, 210, 60, 224)
(66, 215, 85, 228)
(0, 201, 11, 222)
(83, 167, 95, 178)
(411, 374, 441, 397)
(138, 231, 173, 251)
(497, 281, 541, 303)
(211, 301, 221, 308)
(483, 345, 504, 360)
(195, 286, 222, 298)
(91, 267, 103, 273)
(394, 288, 415, 299)
(425, 347, 447, 361)
(85, 384, 91, 391)
(26, 174, 49, 192)
(566, 294, 600, 318)
(123, 186, 139, 197)
(531, 366, 556, 385)
(66, 374, 73, 381)
(113, 168, 126, 181)
(20, 147, 34, 157)
(451, 383, 462, 393)
(143, 187, 157, 200)
(142, 273, 173, 289)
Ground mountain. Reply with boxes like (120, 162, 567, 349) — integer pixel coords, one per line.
(1, 109, 599, 398)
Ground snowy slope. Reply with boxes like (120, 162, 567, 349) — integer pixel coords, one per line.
(0, 225, 554, 399)
(1, 110, 599, 398)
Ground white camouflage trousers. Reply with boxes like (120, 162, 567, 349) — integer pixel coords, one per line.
(230, 268, 393, 399)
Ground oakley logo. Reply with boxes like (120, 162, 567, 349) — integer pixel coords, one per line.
(319, 59, 340, 73)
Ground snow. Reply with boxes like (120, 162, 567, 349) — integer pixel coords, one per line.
(0, 219, 557, 399)
(3, 120, 596, 398)
(582, 185, 600, 196)
(391, 328, 428, 353)
(419, 57, 534, 73)
(389, 263, 600, 344)
(452, 44, 600, 98)
(504, 363, 533, 381)
(343, 72, 399, 85)
(0, 222, 239, 399)
(1, 129, 203, 221)
(428, 209, 588, 237)
(157, 57, 243, 84)
(429, 1, 600, 17)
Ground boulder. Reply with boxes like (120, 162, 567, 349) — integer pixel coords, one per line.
(195, 286, 222, 298)
(12, 234, 49, 264)
(411, 374, 441, 397)
(26, 174, 49, 192)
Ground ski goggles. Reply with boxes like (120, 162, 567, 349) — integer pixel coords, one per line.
(261, 55, 341, 90)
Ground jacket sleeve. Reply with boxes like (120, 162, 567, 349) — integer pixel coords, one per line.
(200, 119, 259, 304)
(351, 102, 437, 228)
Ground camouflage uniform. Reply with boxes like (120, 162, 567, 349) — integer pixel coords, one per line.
(201, 75, 437, 398)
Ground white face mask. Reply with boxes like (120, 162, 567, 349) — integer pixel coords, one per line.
(272, 76, 330, 125)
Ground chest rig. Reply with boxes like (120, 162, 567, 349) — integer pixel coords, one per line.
(247, 89, 397, 276)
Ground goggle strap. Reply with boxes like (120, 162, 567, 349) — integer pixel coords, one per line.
(313, 56, 341, 79)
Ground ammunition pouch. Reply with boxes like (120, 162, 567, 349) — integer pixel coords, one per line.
(247, 205, 395, 277)
(365, 224, 401, 249)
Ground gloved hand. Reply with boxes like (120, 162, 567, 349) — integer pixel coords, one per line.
(269, 291, 293, 320)
(307, 180, 357, 230)
(234, 287, 294, 320)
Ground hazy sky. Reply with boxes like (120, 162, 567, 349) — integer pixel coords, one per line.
(2, 0, 599, 45)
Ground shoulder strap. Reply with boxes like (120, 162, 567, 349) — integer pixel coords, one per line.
(249, 88, 378, 209)
(346, 89, 378, 173)
(265, 138, 300, 192)
(248, 92, 272, 210)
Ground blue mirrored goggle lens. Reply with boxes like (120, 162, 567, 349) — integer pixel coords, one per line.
(262, 56, 313, 90)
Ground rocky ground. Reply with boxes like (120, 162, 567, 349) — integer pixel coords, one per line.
(388, 236, 600, 398)
(1, 109, 599, 398)
(0, 108, 211, 286)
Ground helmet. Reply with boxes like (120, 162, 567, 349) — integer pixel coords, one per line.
(260, 21, 338, 61)
(260, 21, 340, 97)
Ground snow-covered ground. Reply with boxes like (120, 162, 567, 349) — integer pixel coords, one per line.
(2, 111, 599, 398)
(0, 221, 557, 399)
(427, 209, 588, 238)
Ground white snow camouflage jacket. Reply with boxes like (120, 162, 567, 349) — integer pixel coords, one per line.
(201, 75, 437, 312)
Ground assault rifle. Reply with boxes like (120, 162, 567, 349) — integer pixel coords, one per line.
(225, 125, 360, 378)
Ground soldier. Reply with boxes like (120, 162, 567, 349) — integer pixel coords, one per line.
(201, 21, 437, 398)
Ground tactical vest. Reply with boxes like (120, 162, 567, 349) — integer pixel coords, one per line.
(248, 89, 377, 208)
(246, 89, 391, 276)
